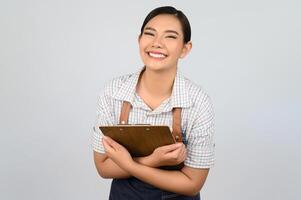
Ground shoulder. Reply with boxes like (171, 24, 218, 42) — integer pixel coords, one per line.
(102, 72, 135, 97)
(183, 76, 213, 110)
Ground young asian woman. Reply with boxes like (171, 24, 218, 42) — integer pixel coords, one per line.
(92, 6, 215, 200)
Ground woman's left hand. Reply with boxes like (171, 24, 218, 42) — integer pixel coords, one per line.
(102, 136, 134, 171)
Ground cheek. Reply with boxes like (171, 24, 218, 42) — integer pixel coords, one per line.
(138, 42, 145, 54)
(139, 37, 150, 49)
(168, 44, 184, 57)
(138, 42, 148, 60)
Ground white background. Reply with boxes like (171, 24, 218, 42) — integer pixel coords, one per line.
(0, 0, 300, 199)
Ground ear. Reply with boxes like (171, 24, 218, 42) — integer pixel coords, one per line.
(180, 41, 192, 59)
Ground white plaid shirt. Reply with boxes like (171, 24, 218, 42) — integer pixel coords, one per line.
(92, 67, 215, 168)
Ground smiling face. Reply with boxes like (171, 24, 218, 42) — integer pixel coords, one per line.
(138, 14, 192, 72)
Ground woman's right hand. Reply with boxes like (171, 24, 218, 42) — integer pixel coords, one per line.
(147, 142, 187, 167)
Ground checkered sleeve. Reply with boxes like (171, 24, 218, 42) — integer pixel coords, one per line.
(92, 90, 115, 154)
(185, 94, 215, 168)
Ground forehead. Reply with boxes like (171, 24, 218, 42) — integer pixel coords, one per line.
(144, 14, 182, 33)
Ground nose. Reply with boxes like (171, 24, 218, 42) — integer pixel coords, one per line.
(152, 35, 163, 48)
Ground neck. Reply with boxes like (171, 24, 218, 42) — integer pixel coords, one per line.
(138, 67, 177, 98)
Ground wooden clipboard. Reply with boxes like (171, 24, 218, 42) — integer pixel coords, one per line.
(99, 125, 176, 157)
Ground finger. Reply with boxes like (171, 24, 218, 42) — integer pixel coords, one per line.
(104, 136, 129, 155)
(165, 143, 185, 159)
(179, 143, 186, 155)
(178, 145, 185, 157)
(165, 146, 182, 158)
(180, 144, 187, 158)
(103, 136, 122, 150)
(159, 142, 182, 152)
(183, 148, 187, 159)
(178, 146, 187, 162)
(103, 136, 115, 145)
(102, 137, 114, 154)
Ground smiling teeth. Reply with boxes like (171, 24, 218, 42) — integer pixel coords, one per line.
(149, 52, 166, 58)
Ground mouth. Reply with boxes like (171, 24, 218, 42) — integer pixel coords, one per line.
(147, 51, 167, 59)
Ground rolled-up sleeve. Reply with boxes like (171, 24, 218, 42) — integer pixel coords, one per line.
(185, 95, 215, 168)
(92, 92, 114, 154)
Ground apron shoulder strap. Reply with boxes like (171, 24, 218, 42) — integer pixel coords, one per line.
(172, 107, 183, 142)
(119, 101, 132, 124)
(119, 101, 183, 142)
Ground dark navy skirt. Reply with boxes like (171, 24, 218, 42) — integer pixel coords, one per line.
(109, 177, 200, 200)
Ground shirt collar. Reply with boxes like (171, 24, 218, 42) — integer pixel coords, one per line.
(112, 67, 192, 109)
(112, 68, 142, 104)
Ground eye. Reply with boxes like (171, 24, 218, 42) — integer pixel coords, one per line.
(143, 32, 154, 36)
(166, 35, 177, 39)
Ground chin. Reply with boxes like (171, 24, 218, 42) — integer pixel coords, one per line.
(144, 64, 174, 72)
(141, 57, 176, 72)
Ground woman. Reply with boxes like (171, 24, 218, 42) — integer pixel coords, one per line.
(93, 6, 215, 200)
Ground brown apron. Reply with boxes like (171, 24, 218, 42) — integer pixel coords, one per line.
(108, 102, 201, 200)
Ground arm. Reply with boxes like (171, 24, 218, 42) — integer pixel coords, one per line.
(94, 142, 187, 179)
(93, 151, 156, 179)
(102, 136, 209, 196)
(94, 151, 129, 179)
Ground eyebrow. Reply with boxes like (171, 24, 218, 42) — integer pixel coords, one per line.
(144, 27, 179, 35)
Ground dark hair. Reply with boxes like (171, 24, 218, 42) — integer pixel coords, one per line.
(140, 6, 191, 44)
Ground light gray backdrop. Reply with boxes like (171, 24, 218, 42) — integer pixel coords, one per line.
(0, 0, 300, 199)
